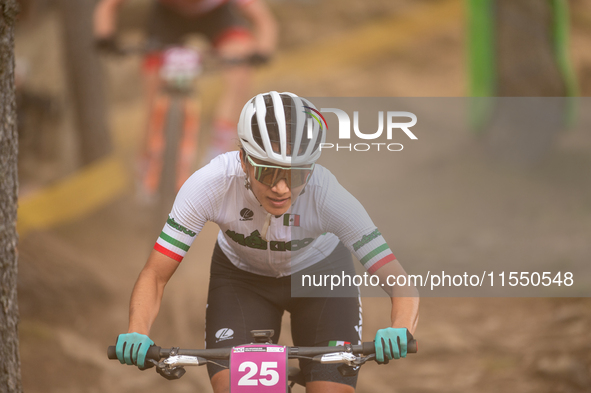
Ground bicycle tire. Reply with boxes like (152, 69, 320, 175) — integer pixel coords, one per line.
(157, 96, 184, 222)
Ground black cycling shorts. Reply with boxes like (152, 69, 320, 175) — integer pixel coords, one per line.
(205, 241, 362, 388)
(146, 1, 250, 49)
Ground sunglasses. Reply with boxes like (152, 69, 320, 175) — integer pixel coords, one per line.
(247, 155, 315, 188)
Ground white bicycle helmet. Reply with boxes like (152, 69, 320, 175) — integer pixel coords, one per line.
(237, 91, 326, 166)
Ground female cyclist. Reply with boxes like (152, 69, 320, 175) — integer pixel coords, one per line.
(114, 91, 419, 393)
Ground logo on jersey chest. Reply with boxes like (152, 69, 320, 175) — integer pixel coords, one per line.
(239, 208, 254, 221)
(225, 229, 314, 251)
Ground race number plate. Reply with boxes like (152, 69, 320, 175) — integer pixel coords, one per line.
(230, 344, 288, 393)
(160, 47, 201, 81)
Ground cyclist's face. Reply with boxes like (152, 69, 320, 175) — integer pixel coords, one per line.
(240, 152, 306, 216)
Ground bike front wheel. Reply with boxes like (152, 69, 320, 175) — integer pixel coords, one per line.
(157, 95, 184, 223)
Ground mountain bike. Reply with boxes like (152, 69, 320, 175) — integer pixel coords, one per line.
(107, 329, 418, 392)
(100, 42, 265, 224)
(141, 45, 203, 224)
(144, 49, 265, 223)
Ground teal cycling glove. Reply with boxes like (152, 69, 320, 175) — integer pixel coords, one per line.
(115, 332, 154, 369)
(374, 327, 412, 363)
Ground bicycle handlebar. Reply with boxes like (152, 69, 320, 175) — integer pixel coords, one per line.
(107, 340, 417, 361)
(97, 40, 269, 67)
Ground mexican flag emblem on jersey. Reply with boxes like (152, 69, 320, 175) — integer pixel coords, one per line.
(328, 341, 350, 346)
(283, 214, 300, 227)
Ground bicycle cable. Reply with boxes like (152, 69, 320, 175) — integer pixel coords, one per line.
(206, 360, 229, 369)
(287, 355, 315, 360)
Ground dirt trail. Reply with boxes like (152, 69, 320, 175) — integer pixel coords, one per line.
(15, 1, 591, 392)
(18, 109, 591, 393)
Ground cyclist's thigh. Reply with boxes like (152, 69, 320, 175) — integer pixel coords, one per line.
(290, 295, 361, 388)
(289, 245, 362, 388)
(198, 2, 253, 49)
(290, 296, 361, 348)
(205, 243, 287, 379)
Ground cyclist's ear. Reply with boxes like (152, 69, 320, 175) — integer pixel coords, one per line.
(239, 149, 248, 173)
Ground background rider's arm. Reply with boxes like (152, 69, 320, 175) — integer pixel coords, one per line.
(93, 0, 126, 38)
(238, 0, 278, 55)
(374, 260, 419, 335)
(127, 250, 180, 334)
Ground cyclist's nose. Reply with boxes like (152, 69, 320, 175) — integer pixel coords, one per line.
(271, 178, 290, 193)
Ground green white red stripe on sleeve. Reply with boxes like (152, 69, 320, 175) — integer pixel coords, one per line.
(153, 216, 197, 262)
(361, 244, 395, 274)
(353, 230, 395, 274)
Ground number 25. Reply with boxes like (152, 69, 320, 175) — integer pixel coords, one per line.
(238, 361, 279, 386)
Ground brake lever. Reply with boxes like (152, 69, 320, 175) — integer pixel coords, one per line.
(358, 353, 375, 365)
(148, 359, 187, 380)
(337, 364, 360, 377)
(337, 353, 376, 377)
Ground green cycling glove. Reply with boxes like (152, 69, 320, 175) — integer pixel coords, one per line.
(374, 327, 412, 363)
(115, 332, 154, 369)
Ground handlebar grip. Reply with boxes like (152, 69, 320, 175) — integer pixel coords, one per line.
(361, 340, 418, 355)
(362, 342, 375, 355)
(107, 345, 162, 361)
(408, 340, 418, 353)
(146, 345, 162, 361)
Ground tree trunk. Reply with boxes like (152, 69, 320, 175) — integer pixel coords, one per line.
(496, 0, 566, 96)
(0, 0, 23, 392)
(57, 0, 111, 165)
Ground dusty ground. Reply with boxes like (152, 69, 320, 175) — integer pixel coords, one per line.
(15, 1, 591, 392)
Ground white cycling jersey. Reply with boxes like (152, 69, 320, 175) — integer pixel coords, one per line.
(154, 151, 396, 277)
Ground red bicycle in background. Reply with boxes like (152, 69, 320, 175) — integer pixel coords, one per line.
(100, 42, 265, 223)
(140, 46, 202, 221)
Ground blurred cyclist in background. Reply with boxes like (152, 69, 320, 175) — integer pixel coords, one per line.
(93, 0, 278, 167)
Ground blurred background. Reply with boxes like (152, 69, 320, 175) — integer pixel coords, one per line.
(14, 0, 591, 392)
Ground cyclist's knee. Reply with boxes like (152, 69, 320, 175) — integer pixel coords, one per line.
(216, 34, 255, 58)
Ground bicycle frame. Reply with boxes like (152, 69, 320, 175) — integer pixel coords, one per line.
(142, 46, 202, 211)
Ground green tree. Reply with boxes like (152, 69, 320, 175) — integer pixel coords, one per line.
(467, 0, 576, 166)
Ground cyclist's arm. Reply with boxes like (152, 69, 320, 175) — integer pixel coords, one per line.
(237, 0, 278, 55)
(93, 0, 125, 38)
(373, 260, 419, 334)
(127, 250, 180, 334)
(315, 168, 419, 333)
(124, 157, 231, 334)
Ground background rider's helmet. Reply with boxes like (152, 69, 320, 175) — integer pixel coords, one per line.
(237, 91, 326, 166)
